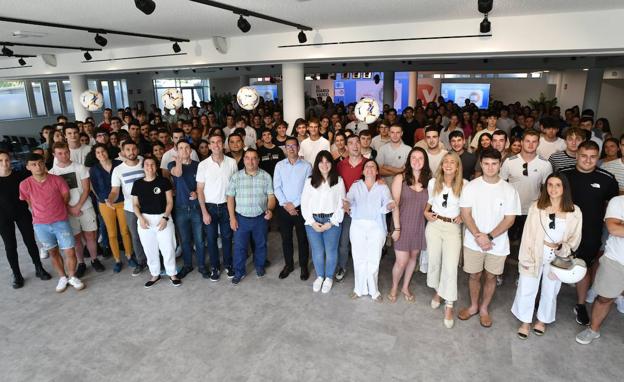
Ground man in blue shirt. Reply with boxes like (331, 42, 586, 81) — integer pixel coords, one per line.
(274, 137, 312, 280)
(168, 140, 204, 278)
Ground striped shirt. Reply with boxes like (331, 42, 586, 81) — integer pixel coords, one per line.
(548, 150, 577, 172)
(111, 160, 145, 212)
(226, 168, 274, 217)
(601, 159, 624, 191)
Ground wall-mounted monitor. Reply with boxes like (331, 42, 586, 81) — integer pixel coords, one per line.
(440, 83, 490, 109)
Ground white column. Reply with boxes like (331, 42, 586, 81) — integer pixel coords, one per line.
(69, 74, 91, 122)
(582, 68, 604, 113)
(408, 71, 418, 108)
(239, 75, 250, 88)
(383, 71, 395, 108)
(282, 63, 305, 136)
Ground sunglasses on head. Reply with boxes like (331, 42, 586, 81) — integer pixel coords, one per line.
(442, 193, 449, 208)
(522, 162, 528, 176)
(549, 213, 556, 229)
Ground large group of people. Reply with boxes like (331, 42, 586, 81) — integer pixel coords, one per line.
(2, 95, 623, 346)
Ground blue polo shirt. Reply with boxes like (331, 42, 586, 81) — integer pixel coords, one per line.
(167, 160, 199, 207)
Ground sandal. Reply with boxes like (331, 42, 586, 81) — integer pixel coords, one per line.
(349, 292, 360, 300)
(387, 293, 398, 303)
(533, 323, 546, 336)
(479, 314, 493, 328)
(458, 308, 478, 321)
(372, 295, 383, 303)
(517, 325, 529, 340)
(403, 291, 415, 304)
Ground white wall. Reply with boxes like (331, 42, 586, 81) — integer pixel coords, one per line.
(209, 77, 240, 96)
(598, 79, 624, 137)
(557, 70, 588, 111)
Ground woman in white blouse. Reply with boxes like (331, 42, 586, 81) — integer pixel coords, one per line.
(344, 159, 395, 302)
(301, 151, 345, 294)
(424, 152, 466, 328)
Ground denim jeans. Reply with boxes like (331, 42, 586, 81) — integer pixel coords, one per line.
(338, 213, 352, 270)
(233, 213, 268, 278)
(305, 215, 342, 279)
(204, 203, 233, 271)
(175, 203, 206, 270)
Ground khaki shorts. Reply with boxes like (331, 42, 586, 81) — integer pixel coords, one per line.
(69, 207, 98, 235)
(463, 246, 507, 275)
(593, 255, 624, 299)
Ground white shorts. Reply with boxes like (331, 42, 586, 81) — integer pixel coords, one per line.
(69, 207, 98, 235)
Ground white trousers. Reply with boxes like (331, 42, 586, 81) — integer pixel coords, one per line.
(350, 220, 385, 298)
(137, 213, 177, 277)
(511, 248, 562, 324)
(425, 219, 462, 302)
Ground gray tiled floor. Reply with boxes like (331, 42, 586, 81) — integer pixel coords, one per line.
(1, 231, 623, 382)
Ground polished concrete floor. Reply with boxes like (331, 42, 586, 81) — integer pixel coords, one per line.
(1, 231, 623, 382)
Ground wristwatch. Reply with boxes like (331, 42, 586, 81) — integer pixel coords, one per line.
(487, 233, 494, 241)
(162, 216, 170, 221)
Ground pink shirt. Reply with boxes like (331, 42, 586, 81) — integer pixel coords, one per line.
(19, 174, 69, 224)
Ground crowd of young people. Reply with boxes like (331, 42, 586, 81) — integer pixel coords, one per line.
(1, 95, 623, 346)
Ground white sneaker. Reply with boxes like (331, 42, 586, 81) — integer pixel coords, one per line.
(321, 278, 333, 294)
(616, 296, 624, 314)
(68, 276, 85, 291)
(40, 248, 49, 259)
(56, 277, 68, 293)
(585, 288, 598, 304)
(312, 277, 323, 293)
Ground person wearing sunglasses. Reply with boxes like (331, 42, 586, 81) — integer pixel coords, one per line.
(424, 152, 467, 328)
(511, 173, 582, 339)
(499, 129, 553, 285)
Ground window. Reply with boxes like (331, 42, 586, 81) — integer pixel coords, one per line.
(113, 80, 129, 108)
(62, 80, 74, 114)
(443, 74, 471, 79)
(100, 81, 112, 109)
(49, 81, 63, 114)
(31, 81, 47, 116)
(0, 80, 30, 119)
(497, 73, 528, 78)
(153, 78, 211, 110)
(530, 72, 543, 78)
(88, 80, 98, 91)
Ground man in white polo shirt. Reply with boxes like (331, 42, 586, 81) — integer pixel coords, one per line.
(499, 129, 552, 284)
(458, 148, 521, 328)
(576, 195, 624, 344)
(196, 133, 238, 281)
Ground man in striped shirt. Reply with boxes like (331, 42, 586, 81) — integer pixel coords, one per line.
(549, 127, 585, 172)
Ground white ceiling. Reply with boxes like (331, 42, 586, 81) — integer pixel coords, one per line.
(0, 0, 623, 57)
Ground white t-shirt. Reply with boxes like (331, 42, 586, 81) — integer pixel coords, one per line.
(496, 118, 515, 136)
(53, 144, 91, 167)
(459, 177, 521, 256)
(111, 160, 145, 212)
(49, 162, 93, 211)
(601, 159, 624, 191)
(604, 195, 624, 265)
(427, 178, 467, 218)
(590, 131, 603, 152)
(160, 148, 200, 170)
(299, 137, 331, 164)
(537, 137, 566, 160)
(500, 154, 552, 215)
(427, 149, 448, 175)
(195, 156, 238, 204)
(371, 135, 391, 151)
(376, 142, 412, 185)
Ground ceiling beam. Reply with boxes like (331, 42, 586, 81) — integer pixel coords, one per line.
(0, 16, 190, 42)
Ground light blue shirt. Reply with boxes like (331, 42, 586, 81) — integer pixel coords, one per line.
(273, 158, 312, 207)
(346, 180, 393, 232)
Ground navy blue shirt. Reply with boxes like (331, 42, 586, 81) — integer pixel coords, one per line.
(90, 160, 124, 203)
(167, 160, 199, 207)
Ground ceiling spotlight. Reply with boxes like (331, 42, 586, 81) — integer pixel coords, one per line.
(373, 74, 380, 84)
(298, 30, 307, 44)
(18, 58, 26, 66)
(478, 0, 493, 14)
(480, 16, 491, 33)
(94, 33, 108, 47)
(237, 15, 251, 33)
(2, 45, 14, 56)
(83, 51, 92, 61)
(135, 0, 156, 15)
(172, 42, 181, 53)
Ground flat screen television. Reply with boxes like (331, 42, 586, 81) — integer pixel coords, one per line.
(440, 83, 490, 109)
